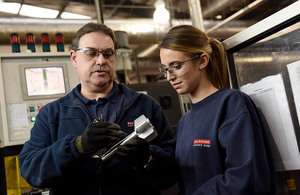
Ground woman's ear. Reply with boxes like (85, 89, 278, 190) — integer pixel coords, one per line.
(198, 53, 209, 70)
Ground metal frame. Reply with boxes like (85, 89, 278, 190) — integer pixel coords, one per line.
(222, 0, 300, 89)
(223, 1, 300, 53)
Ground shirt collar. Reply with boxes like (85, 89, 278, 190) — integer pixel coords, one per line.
(75, 81, 120, 104)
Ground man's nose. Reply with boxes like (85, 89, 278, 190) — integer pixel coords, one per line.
(96, 53, 106, 63)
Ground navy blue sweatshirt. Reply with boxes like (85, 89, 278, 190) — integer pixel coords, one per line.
(176, 88, 276, 195)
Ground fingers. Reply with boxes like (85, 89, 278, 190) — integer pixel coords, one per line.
(93, 129, 124, 148)
(116, 137, 149, 155)
(95, 128, 123, 137)
(93, 134, 122, 148)
(88, 122, 122, 137)
(92, 121, 120, 130)
(81, 121, 124, 154)
(114, 147, 129, 158)
(114, 137, 150, 167)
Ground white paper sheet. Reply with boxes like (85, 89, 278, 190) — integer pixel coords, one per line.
(287, 60, 300, 125)
(240, 74, 300, 170)
(8, 103, 29, 141)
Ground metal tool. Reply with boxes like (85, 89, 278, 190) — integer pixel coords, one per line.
(100, 115, 157, 161)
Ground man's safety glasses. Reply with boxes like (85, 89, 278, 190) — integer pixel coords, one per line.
(75, 47, 116, 60)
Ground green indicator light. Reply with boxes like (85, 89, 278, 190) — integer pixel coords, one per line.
(31, 116, 36, 122)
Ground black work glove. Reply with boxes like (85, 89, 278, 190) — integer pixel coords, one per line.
(75, 121, 122, 155)
(114, 136, 151, 167)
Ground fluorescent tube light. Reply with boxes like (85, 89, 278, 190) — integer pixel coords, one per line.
(0, 2, 21, 14)
(61, 12, 92, 19)
(20, 4, 59, 18)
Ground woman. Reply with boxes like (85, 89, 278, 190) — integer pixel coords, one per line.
(159, 25, 276, 195)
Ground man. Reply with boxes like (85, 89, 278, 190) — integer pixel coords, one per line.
(19, 22, 177, 195)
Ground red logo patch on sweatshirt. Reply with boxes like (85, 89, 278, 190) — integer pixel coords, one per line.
(193, 139, 211, 147)
(127, 121, 134, 127)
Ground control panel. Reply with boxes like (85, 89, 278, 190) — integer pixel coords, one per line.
(0, 52, 80, 147)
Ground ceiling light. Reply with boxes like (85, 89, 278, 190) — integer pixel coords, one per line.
(0, 2, 21, 14)
(20, 4, 59, 18)
(61, 12, 92, 19)
(153, 0, 170, 23)
(215, 15, 223, 20)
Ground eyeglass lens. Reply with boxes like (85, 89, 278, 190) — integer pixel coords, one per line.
(79, 48, 116, 59)
(159, 64, 181, 77)
(159, 55, 200, 77)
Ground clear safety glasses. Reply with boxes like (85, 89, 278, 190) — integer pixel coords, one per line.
(159, 54, 200, 77)
(75, 47, 116, 60)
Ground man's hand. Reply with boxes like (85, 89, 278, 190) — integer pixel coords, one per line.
(75, 122, 122, 155)
(114, 136, 150, 167)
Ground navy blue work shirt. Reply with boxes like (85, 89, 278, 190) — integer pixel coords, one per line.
(75, 82, 120, 122)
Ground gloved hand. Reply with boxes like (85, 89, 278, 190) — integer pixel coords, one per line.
(75, 121, 122, 155)
(114, 136, 150, 167)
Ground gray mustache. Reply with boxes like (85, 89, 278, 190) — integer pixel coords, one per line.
(92, 65, 107, 72)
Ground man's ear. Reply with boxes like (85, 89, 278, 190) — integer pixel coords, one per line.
(70, 50, 77, 69)
(198, 53, 210, 70)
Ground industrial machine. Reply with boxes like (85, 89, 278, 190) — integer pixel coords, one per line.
(0, 52, 79, 147)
